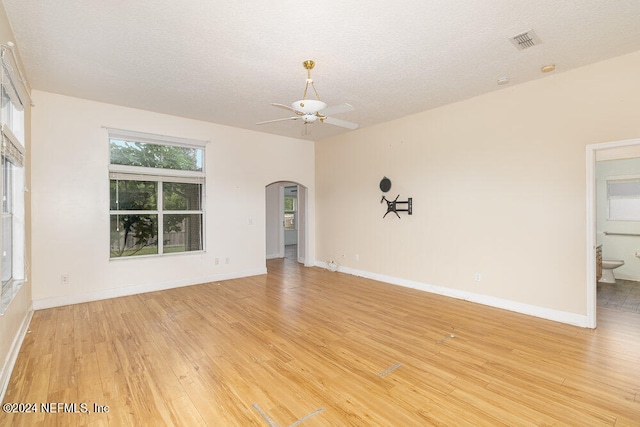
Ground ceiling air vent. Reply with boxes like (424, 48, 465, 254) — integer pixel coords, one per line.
(509, 29, 541, 50)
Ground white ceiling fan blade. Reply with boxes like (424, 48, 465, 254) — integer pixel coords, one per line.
(256, 117, 299, 125)
(323, 116, 359, 130)
(321, 103, 354, 116)
(271, 103, 299, 113)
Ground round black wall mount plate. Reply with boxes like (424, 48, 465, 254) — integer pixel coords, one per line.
(379, 177, 391, 193)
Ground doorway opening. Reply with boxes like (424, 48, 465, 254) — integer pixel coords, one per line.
(586, 137, 640, 328)
(265, 181, 308, 265)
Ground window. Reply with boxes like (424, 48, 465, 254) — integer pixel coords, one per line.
(607, 177, 640, 221)
(1, 44, 28, 308)
(284, 187, 297, 230)
(108, 129, 206, 258)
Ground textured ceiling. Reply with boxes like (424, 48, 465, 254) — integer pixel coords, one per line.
(3, 1, 640, 141)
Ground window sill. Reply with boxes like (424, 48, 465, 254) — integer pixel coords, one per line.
(109, 249, 206, 261)
(0, 279, 25, 315)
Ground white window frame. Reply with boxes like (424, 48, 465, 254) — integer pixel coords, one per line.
(0, 44, 28, 312)
(606, 175, 640, 221)
(107, 128, 207, 259)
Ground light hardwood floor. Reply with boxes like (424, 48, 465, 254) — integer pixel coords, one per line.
(3, 258, 640, 426)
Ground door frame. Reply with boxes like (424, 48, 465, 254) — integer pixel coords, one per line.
(266, 181, 309, 265)
(586, 137, 640, 328)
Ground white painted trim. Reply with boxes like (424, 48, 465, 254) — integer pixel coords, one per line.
(585, 145, 598, 329)
(278, 185, 285, 258)
(300, 186, 312, 267)
(0, 303, 33, 403)
(315, 261, 590, 328)
(105, 127, 208, 148)
(266, 253, 281, 260)
(585, 137, 640, 329)
(32, 268, 267, 310)
(108, 166, 205, 181)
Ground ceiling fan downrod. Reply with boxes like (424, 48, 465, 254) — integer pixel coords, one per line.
(302, 59, 320, 101)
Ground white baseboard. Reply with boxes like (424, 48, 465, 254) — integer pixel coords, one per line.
(266, 253, 280, 260)
(32, 268, 267, 310)
(0, 303, 33, 403)
(315, 261, 590, 328)
(615, 274, 640, 283)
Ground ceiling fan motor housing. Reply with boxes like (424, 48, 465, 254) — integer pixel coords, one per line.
(293, 99, 326, 114)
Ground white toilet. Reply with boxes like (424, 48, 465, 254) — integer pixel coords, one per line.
(600, 259, 624, 284)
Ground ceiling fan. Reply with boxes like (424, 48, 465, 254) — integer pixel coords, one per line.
(256, 60, 359, 131)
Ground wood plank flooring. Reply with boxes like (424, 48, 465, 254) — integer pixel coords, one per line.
(2, 258, 640, 426)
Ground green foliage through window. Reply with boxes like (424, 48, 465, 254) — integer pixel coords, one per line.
(284, 197, 295, 211)
(110, 139, 203, 171)
(163, 183, 202, 210)
(110, 180, 157, 211)
(110, 214, 158, 257)
(109, 134, 204, 258)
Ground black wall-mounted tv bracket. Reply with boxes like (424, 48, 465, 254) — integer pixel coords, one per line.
(381, 195, 412, 218)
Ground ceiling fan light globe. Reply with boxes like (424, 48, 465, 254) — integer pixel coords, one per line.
(302, 114, 318, 123)
(293, 99, 327, 114)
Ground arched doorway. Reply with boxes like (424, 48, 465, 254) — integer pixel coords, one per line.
(265, 181, 308, 264)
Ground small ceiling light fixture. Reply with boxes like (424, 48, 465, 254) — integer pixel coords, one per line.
(541, 64, 556, 73)
(497, 77, 510, 85)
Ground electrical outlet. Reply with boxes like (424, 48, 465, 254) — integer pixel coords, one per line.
(225, 257, 230, 264)
(61, 274, 70, 285)
(355, 254, 360, 262)
(474, 273, 481, 282)
(214, 258, 219, 265)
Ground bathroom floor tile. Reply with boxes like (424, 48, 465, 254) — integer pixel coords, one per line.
(598, 279, 640, 313)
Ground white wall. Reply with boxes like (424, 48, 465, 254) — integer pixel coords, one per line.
(596, 157, 640, 281)
(284, 231, 297, 245)
(316, 50, 640, 325)
(298, 185, 307, 264)
(265, 183, 281, 259)
(30, 91, 315, 308)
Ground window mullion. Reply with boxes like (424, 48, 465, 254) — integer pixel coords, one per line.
(158, 181, 163, 255)
(163, 210, 204, 214)
(109, 210, 159, 215)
